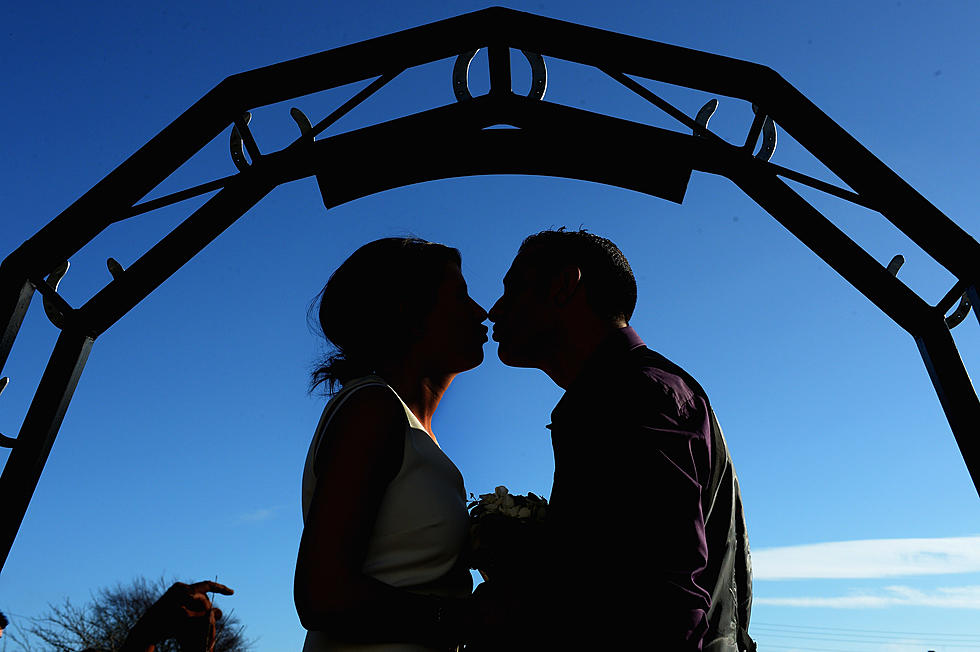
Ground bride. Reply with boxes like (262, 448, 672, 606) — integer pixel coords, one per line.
(294, 237, 488, 651)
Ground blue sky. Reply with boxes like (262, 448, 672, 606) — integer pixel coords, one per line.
(1, 1, 979, 650)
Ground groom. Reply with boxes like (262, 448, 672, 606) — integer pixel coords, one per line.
(484, 228, 754, 650)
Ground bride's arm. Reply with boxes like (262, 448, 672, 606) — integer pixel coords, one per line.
(293, 386, 470, 646)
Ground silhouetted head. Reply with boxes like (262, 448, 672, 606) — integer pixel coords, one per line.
(0, 611, 7, 638)
(488, 228, 636, 370)
(310, 237, 487, 393)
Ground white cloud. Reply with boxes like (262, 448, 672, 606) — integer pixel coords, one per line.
(755, 584, 980, 609)
(237, 506, 280, 523)
(752, 535, 980, 580)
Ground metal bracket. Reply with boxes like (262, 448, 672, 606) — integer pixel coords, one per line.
(107, 258, 125, 280)
(453, 48, 547, 102)
(886, 254, 905, 276)
(290, 107, 313, 138)
(230, 112, 254, 172)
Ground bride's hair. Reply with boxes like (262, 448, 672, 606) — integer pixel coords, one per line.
(309, 237, 462, 394)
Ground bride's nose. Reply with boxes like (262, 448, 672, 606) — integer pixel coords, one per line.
(471, 298, 488, 322)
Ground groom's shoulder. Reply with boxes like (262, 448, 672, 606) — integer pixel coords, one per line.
(619, 347, 704, 420)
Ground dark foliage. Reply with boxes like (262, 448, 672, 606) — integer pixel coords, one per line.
(8, 577, 251, 652)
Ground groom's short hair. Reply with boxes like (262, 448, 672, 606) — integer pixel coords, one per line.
(517, 228, 637, 323)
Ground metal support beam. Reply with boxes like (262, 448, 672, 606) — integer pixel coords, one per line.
(77, 169, 279, 336)
(725, 158, 932, 334)
(727, 161, 979, 498)
(0, 328, 94, 569)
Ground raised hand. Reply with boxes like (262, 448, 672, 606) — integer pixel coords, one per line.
(122, 580, 234, 652)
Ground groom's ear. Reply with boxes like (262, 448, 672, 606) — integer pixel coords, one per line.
(551, 265, 582, 307)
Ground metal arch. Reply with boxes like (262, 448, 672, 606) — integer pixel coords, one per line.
(1, 6, 978, 573)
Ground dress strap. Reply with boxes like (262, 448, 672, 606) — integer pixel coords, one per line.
(310, 375, 392, 469)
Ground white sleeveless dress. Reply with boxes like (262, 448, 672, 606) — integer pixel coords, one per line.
(301, 375, 472, 652)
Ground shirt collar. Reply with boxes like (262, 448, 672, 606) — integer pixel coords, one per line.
(578, 326, 646, 378)
(549, 326, 646, 427)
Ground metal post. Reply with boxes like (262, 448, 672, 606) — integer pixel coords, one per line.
(0, 328, 94, 570)
(915, 319, 980, 498)
(0, 276, 35, 375)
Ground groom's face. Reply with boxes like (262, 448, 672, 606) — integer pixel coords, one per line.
(488, 254, 556, 369)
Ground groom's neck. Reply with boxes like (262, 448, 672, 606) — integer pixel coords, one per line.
(541, 318, 624, 390)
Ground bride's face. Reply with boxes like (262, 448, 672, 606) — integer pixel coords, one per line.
(412, 264, 489, 374)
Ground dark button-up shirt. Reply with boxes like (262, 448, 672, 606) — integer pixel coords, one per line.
(544, 326, 713, 649)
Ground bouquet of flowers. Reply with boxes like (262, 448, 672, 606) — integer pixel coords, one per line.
(467, 486, 548, 583)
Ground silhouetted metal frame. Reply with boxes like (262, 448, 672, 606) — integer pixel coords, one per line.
(1, 6, 978, 571)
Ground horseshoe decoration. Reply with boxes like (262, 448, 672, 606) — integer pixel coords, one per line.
(945, 293, 972, 329)
(751, 104, 777, 162)
(230, 112, 253, 172)
(694, 99, 718, 136)
(40, 261, 70, 329)
(453, 48, 547, 102)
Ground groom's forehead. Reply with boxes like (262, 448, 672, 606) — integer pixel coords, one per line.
(503, 255, 541, 288)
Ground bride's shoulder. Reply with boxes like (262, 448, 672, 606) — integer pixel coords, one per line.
(330, 381, 404, 431)
(315, 381, 407, 474)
